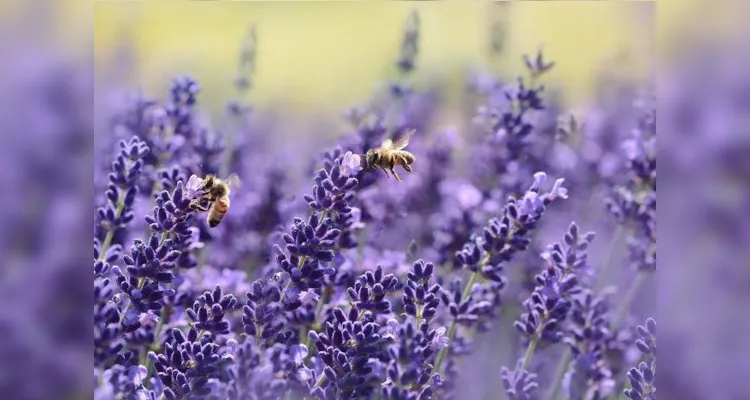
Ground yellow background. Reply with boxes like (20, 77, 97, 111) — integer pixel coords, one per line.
(93, 1, 655, 121)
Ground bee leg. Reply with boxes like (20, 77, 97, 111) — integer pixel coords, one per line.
(391, 168, 402, 182)
(380, 166, 390, 178)
(189, 201, 210, 212)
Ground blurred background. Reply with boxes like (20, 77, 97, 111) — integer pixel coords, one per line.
(93, 3, 659, 400)
(94, 0, 654, 132)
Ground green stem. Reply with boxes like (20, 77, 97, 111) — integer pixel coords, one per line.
(434, 266, 481, 372)
(313, 373, 326, 389)
(98, 223, 119, 261)
(317, 209, 329, 226)
(520, 334, 539, 371)
(613, 271, 648, 330)
(545, 349, 572, 400)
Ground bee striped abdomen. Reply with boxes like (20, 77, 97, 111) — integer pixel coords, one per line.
(208, 213, 225, 227)
(207, 197, 229, 227)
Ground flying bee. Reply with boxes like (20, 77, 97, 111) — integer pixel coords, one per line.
(188, 173, 242, 227)
(364, 129, 416, 182)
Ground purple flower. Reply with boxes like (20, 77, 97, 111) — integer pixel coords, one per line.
(184, 285, 239, 335)
(185, 174, 205, 200)
(623, 318, 656, 400)
(242, 279, 285, 344)
(403, 260, 441, 325)
(95, 136, 150, 251)
(548, 178, 569, 200)
(148, 327, 230, 399)
(307, 306, 386, 399)
(518, 191, 544, 216)
(298, 289, 320, 306)
(429, 327, 449, 350)
(289, 344, 309, 365)
(523, 45, 556, 78)
(340, 151, 363, 177)
(138, 311, 159, 328)
(346, 265, 399, 315)
(564, 290, 616, 400)
(225, 338, 240, 356)
(127, 365, 149, 385)
(500, 360, 539, 400)
(383, 318, 400, 342)
(530, 171, 547, 190)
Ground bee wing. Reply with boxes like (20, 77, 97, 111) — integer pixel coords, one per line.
(380, 139, 394, 150)
(391, 129, 415, 150)
(224, 173, 242, 189)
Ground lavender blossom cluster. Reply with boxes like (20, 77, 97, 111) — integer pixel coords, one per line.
(94, 11, 656, 400)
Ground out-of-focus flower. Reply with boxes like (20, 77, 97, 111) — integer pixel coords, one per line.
(456, 183, 483, 210)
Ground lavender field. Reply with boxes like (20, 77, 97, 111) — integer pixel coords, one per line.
(90, 4, 661, 400)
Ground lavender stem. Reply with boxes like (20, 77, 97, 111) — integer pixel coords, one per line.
(434, 265, 481, 372)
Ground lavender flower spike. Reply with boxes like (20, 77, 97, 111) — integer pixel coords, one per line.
(624, 318, 656, 400)
(436, 172, 569, 378)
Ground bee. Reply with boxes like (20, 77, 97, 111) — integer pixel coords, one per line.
(189, 173, 242, 227)
(364, 129, 416, 182)
(183, 359, 198, 370)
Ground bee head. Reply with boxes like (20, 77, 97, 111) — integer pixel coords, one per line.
(203, 175, 216, 190)
(365, 150, 380, 167)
